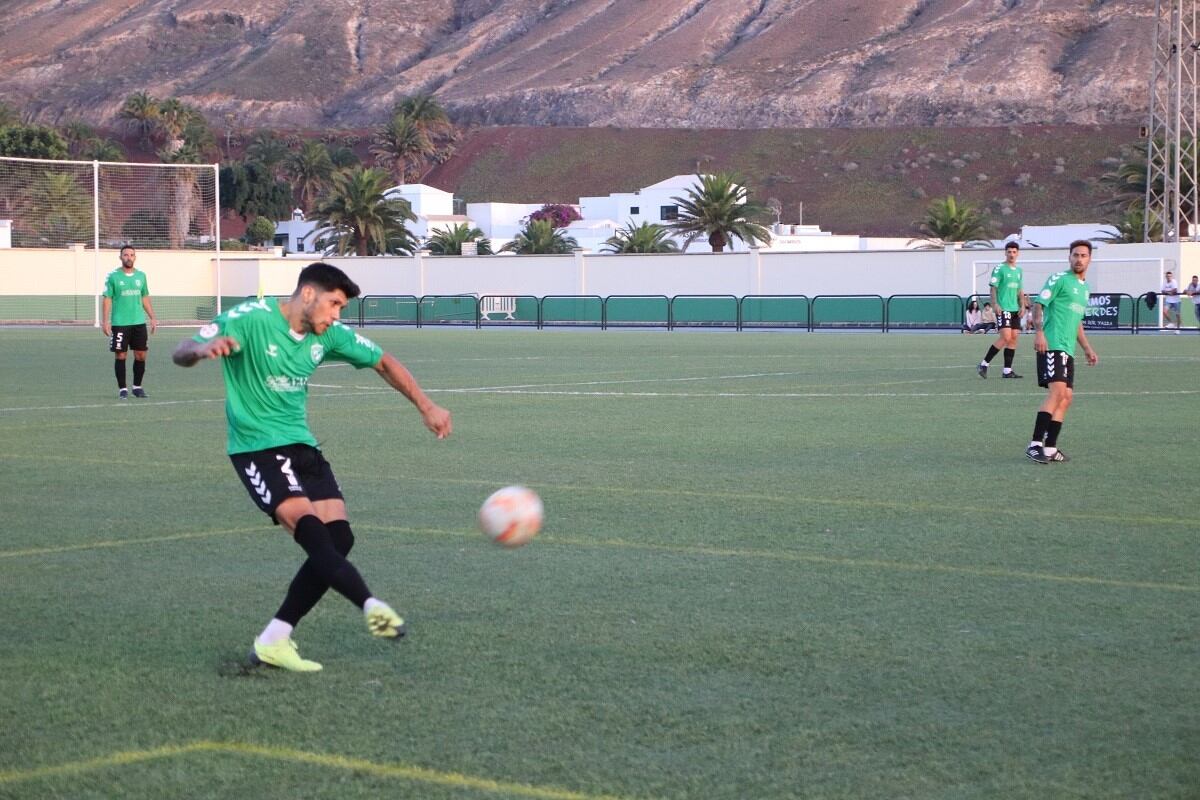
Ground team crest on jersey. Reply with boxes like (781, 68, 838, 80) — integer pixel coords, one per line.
(311, 343, 325, 363)
(199, 323, 219, 338)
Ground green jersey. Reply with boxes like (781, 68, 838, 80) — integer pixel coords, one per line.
(103, 268, 149, 325)
(988, 263, 1023, 312)
(193, 297, 384, 454)
(1035, 271, 1090, 355)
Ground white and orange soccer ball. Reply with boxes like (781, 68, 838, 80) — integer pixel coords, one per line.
(478, 486, 543, 548)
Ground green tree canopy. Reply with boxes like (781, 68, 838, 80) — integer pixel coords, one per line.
(370, 112, 435, 183)
(219, 161, 294, 222)
(0, 125, 69, 159)
(913, 196, 996, 247)
(118, 92, 160, 148)
(287, 141, 334, 213)
(426, 223, 493, 255)
(669, 173, 772, 252)
(500, 218, 578, 254)
(602, 221, 680, 254)
(312, 166, 416, 256)
(245, 216, 277, 246)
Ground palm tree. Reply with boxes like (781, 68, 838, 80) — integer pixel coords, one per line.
(669, 173, 773, 252)
(155, 98, 192, 147)
(1098, 207, 1162, 244)
(287, 141, 334, 213)
(1100, 142, 1195, 240)
(602, 221, 680, 253)
(312, 166, 417, 256)
(426, 223, 493, 255)
(26, 171, 92, 245)
(157, 142, 205, 247)
(370, 111, 435, 183)
(912, 196, 996, 247)
(61, 121, 97, 156)
(246, 132, 291, 179)
(394, 94, 458, 165)
(118, 92, 160, 148)
(500, 218, 578, 254)
(78, 138, 125, 162)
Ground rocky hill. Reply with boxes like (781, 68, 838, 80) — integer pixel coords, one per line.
(0, 0, 1152, 129)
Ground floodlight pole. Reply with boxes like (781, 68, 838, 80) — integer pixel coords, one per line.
(1146, 0, 1200, 242)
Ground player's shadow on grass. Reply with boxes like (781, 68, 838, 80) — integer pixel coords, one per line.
(216, 653, 274, 679)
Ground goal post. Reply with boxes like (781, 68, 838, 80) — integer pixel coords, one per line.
(0, 156, 220, 325)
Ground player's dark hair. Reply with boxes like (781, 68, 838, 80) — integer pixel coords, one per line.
(295, 262, 361, 299)
(1068, 239, 1093, 254)
(1005, 241, 1019, 250)
(119, 244, 136, 254)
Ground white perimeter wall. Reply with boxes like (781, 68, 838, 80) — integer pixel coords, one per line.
(2, 243, 1189, 307)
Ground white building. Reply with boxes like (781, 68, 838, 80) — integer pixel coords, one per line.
(273, 209, 321, 253)
(1009, 223, 1120, 249)
(387, 183, 471, 240)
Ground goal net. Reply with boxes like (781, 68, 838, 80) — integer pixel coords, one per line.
(0, 156, 220, 324)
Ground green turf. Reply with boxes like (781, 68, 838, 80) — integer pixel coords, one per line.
(0, 327, 1196, 799)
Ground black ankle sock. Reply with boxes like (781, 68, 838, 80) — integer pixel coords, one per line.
(983, 345, 1000, 363)
(1031, 411, 1052, 444)
(115, 359, 127, 389)
(1045, 420, 1063, 449)
(1003, 348, 1015, 369)
(133, 359, 145, 386)
(291, 515, 370, 608)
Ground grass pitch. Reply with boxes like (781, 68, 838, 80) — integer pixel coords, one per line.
(0, 327, 1196, 799)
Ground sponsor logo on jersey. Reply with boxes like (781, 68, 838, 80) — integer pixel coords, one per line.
(265, 344, 279, 358)
(198, 323, 219, 339)
(265, 375, 308, 392)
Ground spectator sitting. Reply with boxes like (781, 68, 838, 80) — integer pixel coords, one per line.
(978, 302, 998, 333)
(963, 299, 982, 333)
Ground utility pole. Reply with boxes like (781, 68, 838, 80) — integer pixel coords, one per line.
(1146, 0, 1200, 241)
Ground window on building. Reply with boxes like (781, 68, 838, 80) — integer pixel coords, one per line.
(273, 234, 288, 247)
(660, 205, 679, 221)
(630, 206, 640, 215)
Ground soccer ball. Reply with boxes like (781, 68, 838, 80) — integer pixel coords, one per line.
(478, 486, 543, 548)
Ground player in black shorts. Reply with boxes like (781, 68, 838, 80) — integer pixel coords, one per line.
(102, 246, 156, 399)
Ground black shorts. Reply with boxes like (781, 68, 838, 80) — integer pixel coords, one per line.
(110, 324, 148, 353)
(230, 443, 343, 521)
(996, 310, 1021, 330)
(1036, 350, 1075, 388)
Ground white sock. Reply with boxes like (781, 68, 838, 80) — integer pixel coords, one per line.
(1029, 441, 1042, 449)
(256, 618, 293, 646)
(979, 360, 988, 367)
(1043, 446, 1058, 457)
(1002, 367, 1012, 374)
(363, 597, 385, 614)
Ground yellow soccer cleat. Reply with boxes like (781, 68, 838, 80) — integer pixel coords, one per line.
(251, 638, 323, 672)
(365, 602, 407, 639)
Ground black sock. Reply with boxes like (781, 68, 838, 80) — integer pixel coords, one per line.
(276, 520, 356, 625)
(983, 345, 1000, 364)
(133, 359, 145, 386)
(1003, 348, 1015, 369)
(1031, 411, 1052, 444)
(1045, 420, 1063, 449)
(114, 359, 127, 389)
(291, 515, 370, 609)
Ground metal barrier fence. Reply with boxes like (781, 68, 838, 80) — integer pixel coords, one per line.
(341, 293, 1196, 332)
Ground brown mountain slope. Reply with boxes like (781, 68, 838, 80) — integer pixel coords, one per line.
(0, 0, 1152, 129)
(422, 124, 1140, 237)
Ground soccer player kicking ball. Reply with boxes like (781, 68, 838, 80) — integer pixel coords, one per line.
(173, 263, 452, 671)
(978, 241, 1026, 379)
(1025, 240, 1098, 464)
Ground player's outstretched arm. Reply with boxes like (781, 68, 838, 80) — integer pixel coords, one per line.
(373, 353, 452, 439)
(172, 336, 240, 367)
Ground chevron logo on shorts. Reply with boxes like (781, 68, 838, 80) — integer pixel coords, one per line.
(244, 462, 271, 505)
(276, 455, 303, 492)
(1044, 353, 1056, 377)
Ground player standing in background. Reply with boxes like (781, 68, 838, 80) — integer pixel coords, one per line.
(1161, 271, 1182, 332)
(102, 245, 156, 398)
(1025, 240, 1099, 464)
(978, 241, 1026, 378)
(172, 262, 452, 672)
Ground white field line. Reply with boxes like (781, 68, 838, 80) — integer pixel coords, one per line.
(2, 368, 1199, 414)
